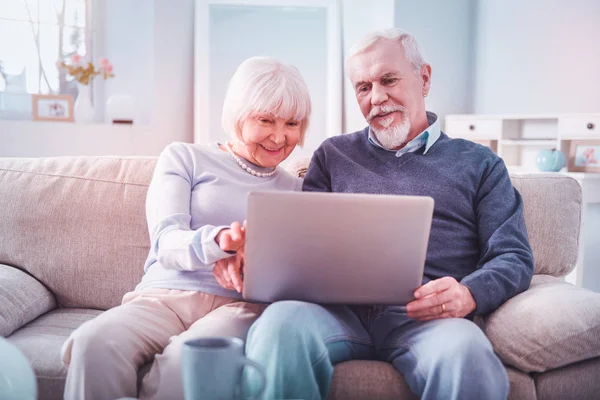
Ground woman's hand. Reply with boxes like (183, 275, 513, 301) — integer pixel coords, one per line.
(215, 221, 246, 255)
(213, 253, 244, 293)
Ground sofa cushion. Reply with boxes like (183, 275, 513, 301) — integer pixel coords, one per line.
(534, 357, 600, 400)
(482, 275, 600, 373)
(7, 308, 102, 400)
(505, 366, 536, 400)
(510, 174, 581, 277)
(0, 264, 56, 337)
(328, 360, 416, 400)
(326, 360, 535, 400)
(0, 157, 156, 309)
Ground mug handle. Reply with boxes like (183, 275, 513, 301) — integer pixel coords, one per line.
(239, 358, 266, 400)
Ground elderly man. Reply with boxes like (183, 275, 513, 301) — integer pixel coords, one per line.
(245, 28, 534, 400)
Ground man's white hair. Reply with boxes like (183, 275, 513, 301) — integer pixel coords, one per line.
(346, 28, 427, 74)
(221, 57, 311, 146)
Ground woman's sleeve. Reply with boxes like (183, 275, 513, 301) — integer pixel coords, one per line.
(145, 143, 231, 271)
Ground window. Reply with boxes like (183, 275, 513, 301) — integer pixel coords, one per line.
(0, 0, 90, 119)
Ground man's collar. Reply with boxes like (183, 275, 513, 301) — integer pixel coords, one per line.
(368, 111, 440, 155)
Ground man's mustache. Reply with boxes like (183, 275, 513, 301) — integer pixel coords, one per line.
(367, 104, 406, 122)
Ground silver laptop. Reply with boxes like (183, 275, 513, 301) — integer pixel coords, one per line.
(242, 191, 434, 305)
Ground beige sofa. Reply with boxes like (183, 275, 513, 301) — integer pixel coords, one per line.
(1, 156, 600, 400)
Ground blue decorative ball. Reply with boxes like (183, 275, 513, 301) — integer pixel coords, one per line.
(536, 149, 565, 172)
(0, 338, 37, 400)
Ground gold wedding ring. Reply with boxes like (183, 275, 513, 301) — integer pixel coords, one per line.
(441, 303, 446, 313)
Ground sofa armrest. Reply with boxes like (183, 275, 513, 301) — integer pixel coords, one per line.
(480, 275, 600, 373)
(0, 264, 57, 337)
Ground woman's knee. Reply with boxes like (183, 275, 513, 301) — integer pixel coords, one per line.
(138, 340, 184, 400)
(63, 316, 133, 364)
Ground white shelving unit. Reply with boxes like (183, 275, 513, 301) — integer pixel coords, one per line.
(0, 120, 159, 158)
(446, 113, 600, 293)
(446, 113, 600, 171)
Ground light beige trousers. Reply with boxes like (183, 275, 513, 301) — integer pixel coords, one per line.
(61, 289, 266, 400)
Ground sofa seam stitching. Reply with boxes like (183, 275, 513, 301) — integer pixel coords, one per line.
(0, 167, 150, 187)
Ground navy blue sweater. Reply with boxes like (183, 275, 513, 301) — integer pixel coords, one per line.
(303, 127, 534, 315)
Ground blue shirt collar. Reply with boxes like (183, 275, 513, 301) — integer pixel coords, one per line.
(368, 111, 441, 156)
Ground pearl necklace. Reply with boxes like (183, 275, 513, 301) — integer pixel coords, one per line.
(225, 142, 277, 178)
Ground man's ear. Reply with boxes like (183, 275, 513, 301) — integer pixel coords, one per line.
(421, 64, 432, 96)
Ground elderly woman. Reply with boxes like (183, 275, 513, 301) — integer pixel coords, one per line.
(60, 56, 311, 400)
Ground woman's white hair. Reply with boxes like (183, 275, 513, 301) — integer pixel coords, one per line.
(221, 57, 312, 146)
(346, 28, 427, 74)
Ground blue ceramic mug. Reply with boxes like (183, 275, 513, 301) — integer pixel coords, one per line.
(181, 337, 266, 400)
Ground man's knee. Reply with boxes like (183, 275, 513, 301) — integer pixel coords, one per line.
(434, 319, 508, 395)
(393, 319, 509, 399)
(246, 300, 333, 363)
(432, 319, 494, 358)
(248, 301, 321, 339)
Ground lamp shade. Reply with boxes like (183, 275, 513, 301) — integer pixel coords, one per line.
(0, 337, 36, 400)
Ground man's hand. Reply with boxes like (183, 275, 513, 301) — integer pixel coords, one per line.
(213, 253, 244, 293)
(215, 221, 246, 256)
(406, 277, 476, 321)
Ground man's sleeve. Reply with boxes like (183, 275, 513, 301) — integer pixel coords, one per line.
(302, 147, 332, 193)
(460, 158, 534, 315)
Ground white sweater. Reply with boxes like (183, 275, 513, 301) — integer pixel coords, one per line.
(136, 142, 302, 299)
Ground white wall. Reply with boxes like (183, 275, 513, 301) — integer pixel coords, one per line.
(99, 0, 154, 125)
(149, 0, 195, 151)
(100, 0, 194, 152)
(102, 0, 194, 149)
(474, 0, 600, 114)
(394, 0, 476, 124)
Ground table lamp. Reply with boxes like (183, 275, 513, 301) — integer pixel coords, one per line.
(0, 337, 36, 400)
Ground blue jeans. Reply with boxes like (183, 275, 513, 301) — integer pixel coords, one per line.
(245, 301, 508, 400)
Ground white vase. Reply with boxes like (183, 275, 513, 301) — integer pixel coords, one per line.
(74, 84, 95, 123)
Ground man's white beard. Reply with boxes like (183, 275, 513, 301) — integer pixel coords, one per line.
(372, 116, 411, 150)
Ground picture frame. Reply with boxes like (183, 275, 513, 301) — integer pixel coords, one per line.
(568, 140, 600, 172)
(32, 94, 74, 122)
